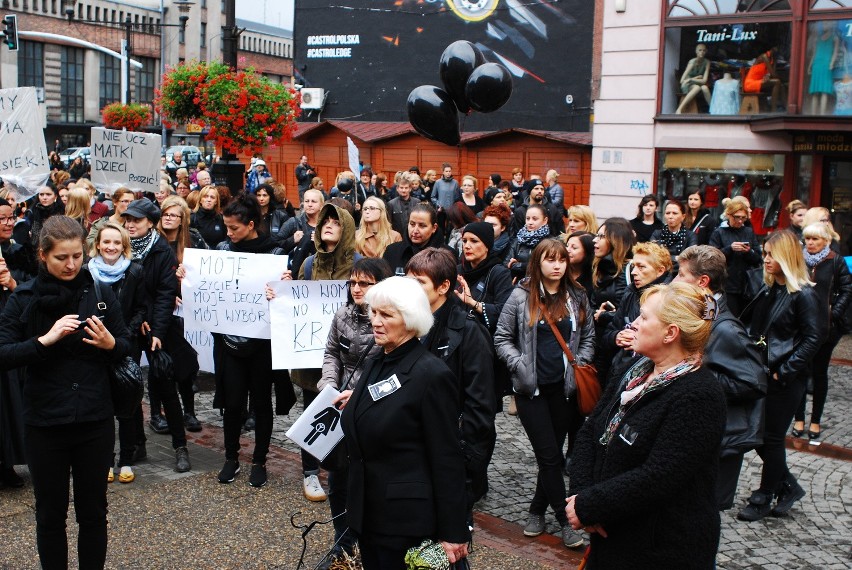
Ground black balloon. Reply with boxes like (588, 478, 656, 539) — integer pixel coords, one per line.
(465, 62, 513, 113)
(439, 40, 485, 114)
(407, 85, 460, 146)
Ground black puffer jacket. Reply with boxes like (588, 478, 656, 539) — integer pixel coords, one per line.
(0, 270, 131, 426)
(741, 279, 826, 380)
(569, 364, 725, 569)
(709, 225, 761, 296)
(137, 235, 179, 342)
(383, 232, 450, 275)
(705, 295, 767, 456)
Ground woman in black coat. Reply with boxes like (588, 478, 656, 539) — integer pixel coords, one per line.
(338, 276, 470, 570)
(650, 200, 697, 271)
(738, 231, 826, 521)
(0, 216, 131, 569)
(215, 194, 295, 488)
(88, 221, 147, 484)
(709, 200, 761, 316)
(122, 198, 191, 473)
(566, 282, 725, 569)
(685, 191, 716, 246)
(190, 185, 227, 248)
(792, 223, 852, 443)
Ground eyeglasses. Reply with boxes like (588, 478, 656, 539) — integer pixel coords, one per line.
(731, 215, 748, 221)
(362, 206, 380, 212)
(162, 213, 183, 220)
(594, 233, 606, 239)
(0, 216, 14, 225)
(347, 280, 376, 289)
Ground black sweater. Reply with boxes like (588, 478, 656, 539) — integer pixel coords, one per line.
(569, 365, 725, 569)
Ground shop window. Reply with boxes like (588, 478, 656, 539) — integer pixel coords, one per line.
(662, 22, 792, 115)
(657, 150, 786, 237)
(803, 20, 852, 115)
(812, 0, 852, 9)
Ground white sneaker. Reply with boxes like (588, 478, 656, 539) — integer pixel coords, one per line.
(303, 474, 327, 502)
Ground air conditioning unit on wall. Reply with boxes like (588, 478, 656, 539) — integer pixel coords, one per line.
(300, 88, 325, 110)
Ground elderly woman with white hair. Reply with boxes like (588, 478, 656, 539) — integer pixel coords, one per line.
(338, 276, 470, 569)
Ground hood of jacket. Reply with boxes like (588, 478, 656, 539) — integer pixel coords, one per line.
(312, 203, 357, 280)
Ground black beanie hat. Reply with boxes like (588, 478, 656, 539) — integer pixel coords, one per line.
(490, 173, 502, 186)
(463, 221, 495, 252)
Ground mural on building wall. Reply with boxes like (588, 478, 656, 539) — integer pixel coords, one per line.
(293, 0, 593, 131)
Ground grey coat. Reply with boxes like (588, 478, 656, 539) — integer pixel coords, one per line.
(318, 303, 380, 392)
(494, 281, 595, 398)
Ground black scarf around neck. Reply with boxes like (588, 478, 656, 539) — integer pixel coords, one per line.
(460, 253, 501, 290)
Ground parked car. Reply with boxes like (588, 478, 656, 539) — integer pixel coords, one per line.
(59, 147, 90, 167)
(166, 145, 202, 168)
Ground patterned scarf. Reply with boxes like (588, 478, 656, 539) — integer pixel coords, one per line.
(516, 224, 551, 247)
(130, 230, 159, 261)
(803, 245, 830, 268)
(599, 355, 701, 446)
(655, 226, 689, 252)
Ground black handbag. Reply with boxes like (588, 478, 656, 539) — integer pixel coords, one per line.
(91, 281, 144, 418)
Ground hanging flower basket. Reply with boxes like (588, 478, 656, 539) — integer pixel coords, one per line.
(155, 61, 300, 155)
(200, 69, 301, 155)
(154, 60, 230, 126)
(101, 102, 152, 131)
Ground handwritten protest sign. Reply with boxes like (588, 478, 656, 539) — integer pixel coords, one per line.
(285, 385, 344, 461)
(181, 248, 287, 339)
(90, 127, 162, 195)
(268, 279, 347, 370)
(0, 87, 49, 199)
(173, 303, 215, 372)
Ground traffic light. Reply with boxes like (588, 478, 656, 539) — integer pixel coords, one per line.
(3, 15, 18, 51)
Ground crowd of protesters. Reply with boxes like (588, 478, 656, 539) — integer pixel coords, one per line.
(0, 155, 845, 570)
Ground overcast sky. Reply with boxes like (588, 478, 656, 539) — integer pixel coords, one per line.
(235, 0, 294, 30)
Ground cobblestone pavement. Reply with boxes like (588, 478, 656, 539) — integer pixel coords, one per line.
(191, 362, 852, 569)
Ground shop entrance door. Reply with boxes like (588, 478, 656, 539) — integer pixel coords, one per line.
(824, 159, 852, 256)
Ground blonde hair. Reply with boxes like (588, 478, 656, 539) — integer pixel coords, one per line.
(64, 188, 90, 222)
(802, 222, 833, 242)
(567, 205, 598, 234)
(786, 199, 806, 214)
(158, 196, 193, 263)
(763, 230, 814, 293)
(641, 282, 712, 354)
(185, 190, 201, 210)
(546, 169, 559, 183)
(632, 241, 673, 273)
(90, 221, 131, 259)
(802, 207, 840, 241)
(194, 185, 221, 213)
(462, 175, 477, 190)
(73, 178, 97, 196)
(723, 198, 749, 218)
(355, 196, 396, 256)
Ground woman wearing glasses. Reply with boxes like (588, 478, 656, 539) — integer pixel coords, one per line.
(709, 200, 761, 317)
(354, 196, 401, 258)
(86, 187, 136, 250)
(315, 257, 393, 568)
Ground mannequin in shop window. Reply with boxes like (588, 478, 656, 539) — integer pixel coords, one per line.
(709, 73, 741, 115)
(750, 177, 780, 237)
(834, 72, 852, 115)
(662, 169, 686, 201)
(728, 175, 753, 202)
(701, 173, 724, 218)
(676, 43, 712, 114)
(808, 22, 840, 115)
(743, 47, 785, 112)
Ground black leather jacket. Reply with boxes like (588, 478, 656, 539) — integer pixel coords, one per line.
(808, 250, 852, 335)
(742, 277, 826, 381)
(704, 295, 766, 457)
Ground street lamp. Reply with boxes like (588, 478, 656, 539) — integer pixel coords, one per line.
(160, 1, 195, 150)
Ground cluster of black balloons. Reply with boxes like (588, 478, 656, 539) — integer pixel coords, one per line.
(407, 41, 513, 146)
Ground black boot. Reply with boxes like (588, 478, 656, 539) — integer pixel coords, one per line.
(148, 413, 170, 434)
(737, 490, 773, 521)
(773, 474, 805, 516)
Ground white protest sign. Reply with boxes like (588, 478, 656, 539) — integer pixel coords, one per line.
(173, 302, 215, 373)
(0, 87, 49, 200)
(90, 127, 162, 195)
(346, 136, 360, 178)
(269, 279, 347, 370)
(181, 248, 287, 339)
(285, 385, 344, 461)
